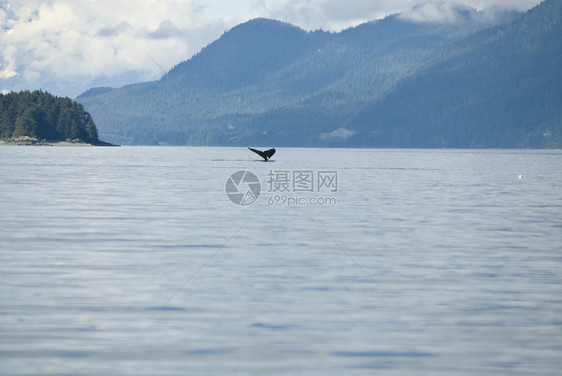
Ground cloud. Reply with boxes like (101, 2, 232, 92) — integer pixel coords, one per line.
(255, 0, 541, 31)
(398, 0, 540, 23)
(0, 68, 17, 79)
(400, 1, 467, 23)
(148, 21, 184, 39)
(0, 0, 225, 96)
(258, 0, 405, 31)
(0, 0, 543, 97)
(97, 22, 133, 38)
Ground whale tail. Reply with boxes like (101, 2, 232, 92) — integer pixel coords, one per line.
(248, 148, 276, 161)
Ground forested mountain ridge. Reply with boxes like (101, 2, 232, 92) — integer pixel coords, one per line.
(0, 90, 110, 145)
(166, 18, 331, 94)
(77, 1, 560, 148)
(346, 0, 562, 148)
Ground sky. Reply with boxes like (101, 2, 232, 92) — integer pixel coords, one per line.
(0, 0, 543, 98)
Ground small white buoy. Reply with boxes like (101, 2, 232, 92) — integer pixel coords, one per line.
(518, 174, 523, 179)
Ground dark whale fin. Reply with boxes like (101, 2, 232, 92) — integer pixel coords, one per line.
(249, 148, 276, 161)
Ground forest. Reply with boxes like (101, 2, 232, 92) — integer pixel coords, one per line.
(0, 90, 105, 144)
(77, 0, 561, 148)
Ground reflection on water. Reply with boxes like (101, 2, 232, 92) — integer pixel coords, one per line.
(1, 147, 561, 375)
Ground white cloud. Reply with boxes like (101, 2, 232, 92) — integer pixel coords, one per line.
(256, 0, 399, 31)
(398, 0, 541, 23)
(0, 0, 227, 96)
(255, 0, 541, 30)
(0, 0, 543, 97)
(0, 68, 17, 79)
(400, 1, 465, 23)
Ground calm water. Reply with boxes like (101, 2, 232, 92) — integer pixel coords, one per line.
(1, 146, 561, 375)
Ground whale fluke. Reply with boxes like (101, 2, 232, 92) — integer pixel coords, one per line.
(249, 148, 276, 161)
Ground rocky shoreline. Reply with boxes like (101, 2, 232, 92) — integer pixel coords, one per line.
(0, 136, 118, 146)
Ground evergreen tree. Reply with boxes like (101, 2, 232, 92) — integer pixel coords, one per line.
(12, 108, 38, 138)
(0, 90, 103, 144)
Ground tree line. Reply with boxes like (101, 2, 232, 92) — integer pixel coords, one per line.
(0, 90, 100, 143)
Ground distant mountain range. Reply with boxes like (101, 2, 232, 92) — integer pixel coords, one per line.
(77, 0, 562, 148)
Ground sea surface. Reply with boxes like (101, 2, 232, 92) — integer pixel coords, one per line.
(1, 146, 561, 375)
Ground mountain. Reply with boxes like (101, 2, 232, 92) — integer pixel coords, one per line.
(76, 2, 560, 148)
(77, 18, 332, 144)
(346, 0, 562, 148)
(1, 90, 112, 145)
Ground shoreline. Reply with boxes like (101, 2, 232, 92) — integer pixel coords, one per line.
(0, 136, 119, 147)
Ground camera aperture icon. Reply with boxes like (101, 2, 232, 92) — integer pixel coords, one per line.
(225, 170, 261, 206)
